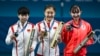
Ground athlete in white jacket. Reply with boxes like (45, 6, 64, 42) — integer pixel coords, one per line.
(5, 7, 37, 56)
(36, 5, 60, 56)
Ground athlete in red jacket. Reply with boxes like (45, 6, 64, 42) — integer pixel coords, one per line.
(61, 5, 94, 56)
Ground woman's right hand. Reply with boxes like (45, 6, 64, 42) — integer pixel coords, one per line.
(10, 34, 17, 40)
(39, 31, 46, 40)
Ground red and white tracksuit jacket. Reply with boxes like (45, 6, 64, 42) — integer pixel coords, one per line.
(35, 19, 60, 56)
(5, 21, 37, 56)
(61, 19, 94, 56)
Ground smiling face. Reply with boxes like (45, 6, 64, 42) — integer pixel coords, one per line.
(70, 5, 82, 20)
(44, 5, 56, 21)
(45, 7, 55, 19)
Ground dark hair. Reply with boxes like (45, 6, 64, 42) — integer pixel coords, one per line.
(18, 6, 30, 15)
(70, 5, 81, 12)
(44, 4, 56, 12)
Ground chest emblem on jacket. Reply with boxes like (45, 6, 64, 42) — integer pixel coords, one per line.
(27, 29, 31, 32)
(53, 27, 57, 29)
(81, 25, 86, 30)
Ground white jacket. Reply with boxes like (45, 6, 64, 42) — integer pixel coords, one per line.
(35, 19, 60, 56)
(5, 21, 37, 56)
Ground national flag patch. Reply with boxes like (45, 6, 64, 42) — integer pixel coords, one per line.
(53, 27, 57, 29)
(27, 29, 30, 32)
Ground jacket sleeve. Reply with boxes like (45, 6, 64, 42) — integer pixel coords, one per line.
(61, 23, 73, 44)
(61, 24, 70, 44)
(5, 27, 13, 45)
(86, 23, 94, 46)
(61, 24, 66, 43)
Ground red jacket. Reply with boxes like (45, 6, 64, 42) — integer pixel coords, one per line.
(61, 19, 94, 55)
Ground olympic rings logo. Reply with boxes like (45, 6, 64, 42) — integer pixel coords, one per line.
(93, 29, 100, 44)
